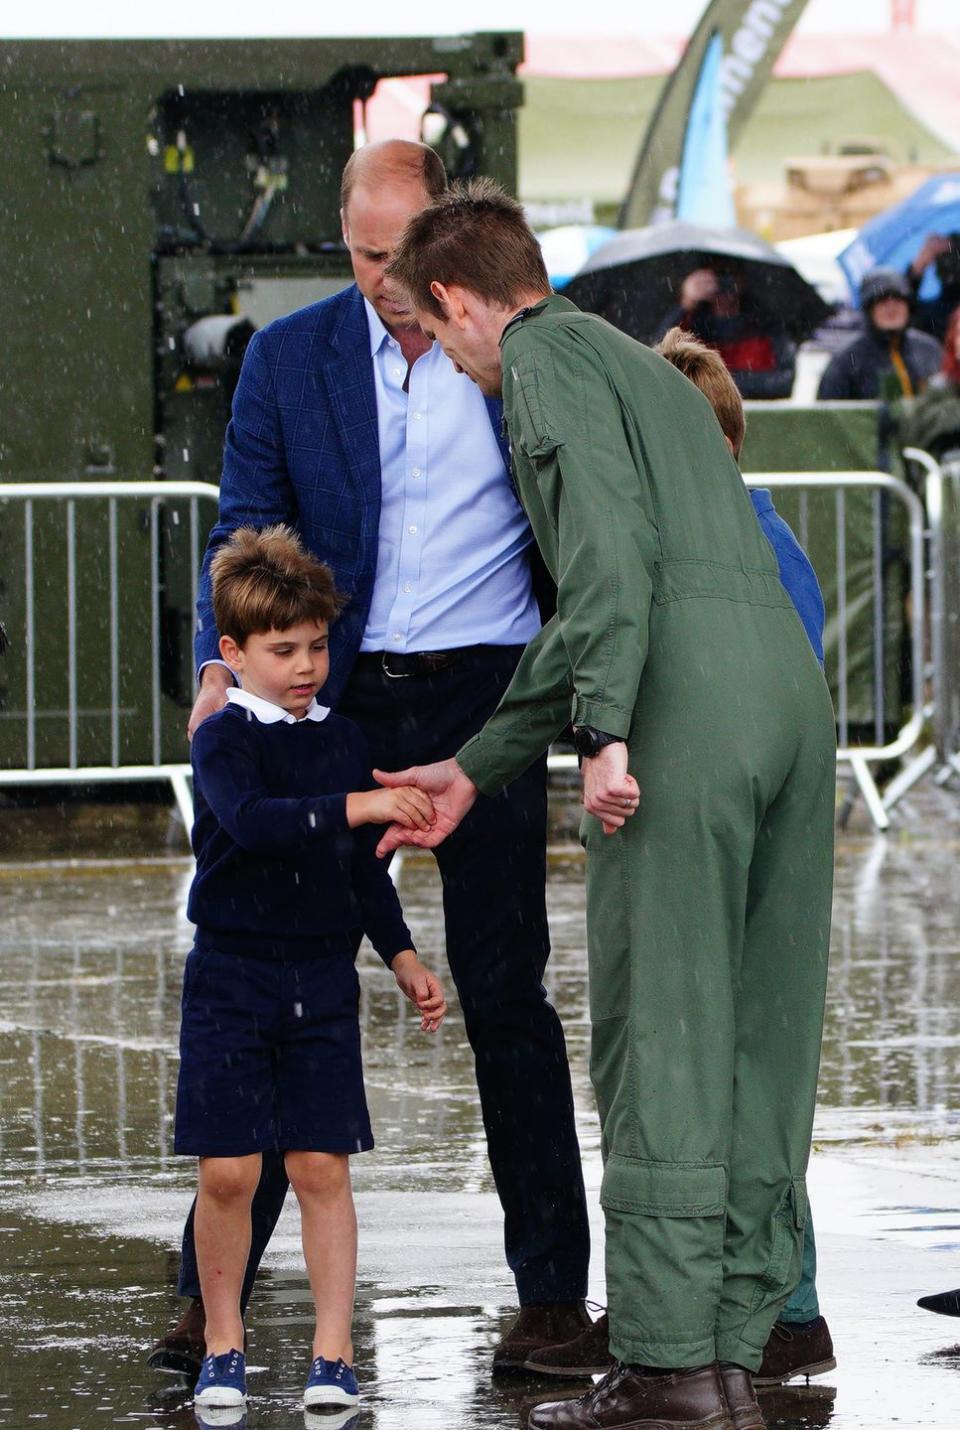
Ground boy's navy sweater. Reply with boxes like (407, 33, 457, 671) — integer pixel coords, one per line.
(188, 703, 413, 964)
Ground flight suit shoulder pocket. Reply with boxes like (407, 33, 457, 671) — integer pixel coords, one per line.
(508, 353, 565, 460)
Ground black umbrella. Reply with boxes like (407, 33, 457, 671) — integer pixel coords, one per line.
(565, 220, 831, 345)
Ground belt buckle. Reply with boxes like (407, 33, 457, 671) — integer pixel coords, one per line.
(380, 653, 412, 680)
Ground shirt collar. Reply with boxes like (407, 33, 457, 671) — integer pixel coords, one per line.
(364, 297, 394, 357)
(226, 687, 330, 725)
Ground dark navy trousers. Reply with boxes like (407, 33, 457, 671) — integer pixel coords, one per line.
(178, 644, 590, 1307)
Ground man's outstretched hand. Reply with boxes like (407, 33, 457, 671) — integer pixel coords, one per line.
(373, 758, 478, 856)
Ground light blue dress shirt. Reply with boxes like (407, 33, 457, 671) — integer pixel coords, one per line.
(361, 300, 541, 653)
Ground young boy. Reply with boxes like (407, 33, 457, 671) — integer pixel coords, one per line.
(177, 524, 446, 1414)
(655, 326, 825, 664)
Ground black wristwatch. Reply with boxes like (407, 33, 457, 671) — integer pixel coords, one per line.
(572, 725, 623, 759)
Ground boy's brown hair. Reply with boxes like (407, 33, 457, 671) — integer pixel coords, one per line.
(211, 525, 345, 646)
(386, 177, 550, 320)
(654, 326, 746, 460)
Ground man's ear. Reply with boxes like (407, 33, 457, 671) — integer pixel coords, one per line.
(219, 633, 243, 673)
(340, 208, 349, 246)
(430, 281, 465, 324)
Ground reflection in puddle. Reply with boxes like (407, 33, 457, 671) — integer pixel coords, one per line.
(0, 824, 959, 1426)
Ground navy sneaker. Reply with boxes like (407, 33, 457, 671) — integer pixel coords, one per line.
(303, 1355, 359, 1410)
(194, 1348, 247, 1409)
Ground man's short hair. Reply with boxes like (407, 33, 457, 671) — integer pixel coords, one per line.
(211, 525, 345, 646)
(386, 177, 550, 320)
(654, 327, 746, 460)
(340, 140, 447, 213)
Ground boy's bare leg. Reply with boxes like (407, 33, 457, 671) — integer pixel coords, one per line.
(196, 1153, 262, 1355)
(285, 1150, 356, 1363)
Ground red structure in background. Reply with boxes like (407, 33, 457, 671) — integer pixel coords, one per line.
(891, 0, 916, 29)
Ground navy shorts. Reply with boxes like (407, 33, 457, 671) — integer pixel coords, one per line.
(174, 944, 373, 1158)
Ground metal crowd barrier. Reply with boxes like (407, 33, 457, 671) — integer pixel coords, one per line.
(550, 469, 932, 833)
(0, 470, 945, 834)
(909, 447, 960, 786)
(0, 481, 221, 832)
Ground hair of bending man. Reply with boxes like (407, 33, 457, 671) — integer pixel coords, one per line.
(340, 138, 447, 213)
(387, 177, 550, 320)
(654, 326, 746, 460)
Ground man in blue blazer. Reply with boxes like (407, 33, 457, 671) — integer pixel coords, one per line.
(151, 140, 591, 1378)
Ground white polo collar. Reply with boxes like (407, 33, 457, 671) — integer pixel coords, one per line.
(226, 687, 330, 725)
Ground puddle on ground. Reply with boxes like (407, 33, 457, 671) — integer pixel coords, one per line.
(1, 799, 959, 1427)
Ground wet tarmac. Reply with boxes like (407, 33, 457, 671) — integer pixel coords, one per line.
(1, 788, 960, 1429)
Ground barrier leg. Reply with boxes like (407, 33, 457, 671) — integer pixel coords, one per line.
(845, 752, 890, 832)
(168, 768, 194, 837)
(881, 744, 939, 815)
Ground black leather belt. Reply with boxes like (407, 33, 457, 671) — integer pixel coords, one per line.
(354, 646, 486, 679)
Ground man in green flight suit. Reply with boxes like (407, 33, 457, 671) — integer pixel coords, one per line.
(376, 181, 836, 1430)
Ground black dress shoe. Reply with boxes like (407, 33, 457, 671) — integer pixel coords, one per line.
(493, 1302, 594, 1373)
(754, 1316, 836, 1386)
(918, 1287, 960, 1317)
(527, 1361, 733, 1429)
(147, 1297, 206, 1378)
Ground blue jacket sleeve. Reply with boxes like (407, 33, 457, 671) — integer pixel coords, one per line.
(195, 329, 299, 671)
(191, 715, 348, 852)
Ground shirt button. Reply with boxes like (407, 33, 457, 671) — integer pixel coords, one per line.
(408, 524, 417, 534)
(403, 582, 413, 593)
(412, 411, 423, 421)
(411, 467, 422, 478)
(393, 367, 403, 378)
(392, 632, 402, 641)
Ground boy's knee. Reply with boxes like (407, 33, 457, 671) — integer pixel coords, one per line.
(285, 1150, 350, 1201)
(199, 1154, 262, 1204)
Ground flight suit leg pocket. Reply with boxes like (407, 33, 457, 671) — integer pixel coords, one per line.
(600, 1156, 726, 1365)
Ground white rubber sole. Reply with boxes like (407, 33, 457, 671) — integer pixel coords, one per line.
(303, 1384, 360, 1409)
(194, 1387, 247, 1408)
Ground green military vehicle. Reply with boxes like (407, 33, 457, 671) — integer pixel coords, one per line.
(0, 35, 523, 773)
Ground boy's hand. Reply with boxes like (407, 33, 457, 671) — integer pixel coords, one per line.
(346, 786, 436, 831)
(390, 950, 447, 1032)
(373, 759, 477, 856)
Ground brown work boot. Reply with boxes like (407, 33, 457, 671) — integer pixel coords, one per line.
(146, 1296, 206, 1379)
(524, 1311, 614, 1378)
(753, 1316, 836, 1387)
(718, 1364, 766, 1430)
(493, 1302, 594, 1373)
(527, 1361, 734, 1428)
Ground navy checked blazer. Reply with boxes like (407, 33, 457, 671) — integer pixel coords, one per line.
(195, 283, 512, 708)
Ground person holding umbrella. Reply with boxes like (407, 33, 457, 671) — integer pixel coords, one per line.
(380, 179, 837, 1430)
(651, 262, 796, 399)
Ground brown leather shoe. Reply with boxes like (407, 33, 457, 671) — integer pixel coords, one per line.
(753, 1316, 836, 1387)
(527, 1361, 734, 1428)
(493, 1302, 594, 1372)
(718, 1365, 765, 1430)
(146, 1297, 206, 1379)
(524, 1311, 615, 1377)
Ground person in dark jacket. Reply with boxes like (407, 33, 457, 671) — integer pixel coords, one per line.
(818, 268, 942, 401)
(652, 262, 796, 399)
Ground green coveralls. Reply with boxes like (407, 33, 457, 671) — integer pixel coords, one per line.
(457, 296, 836, 1372)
